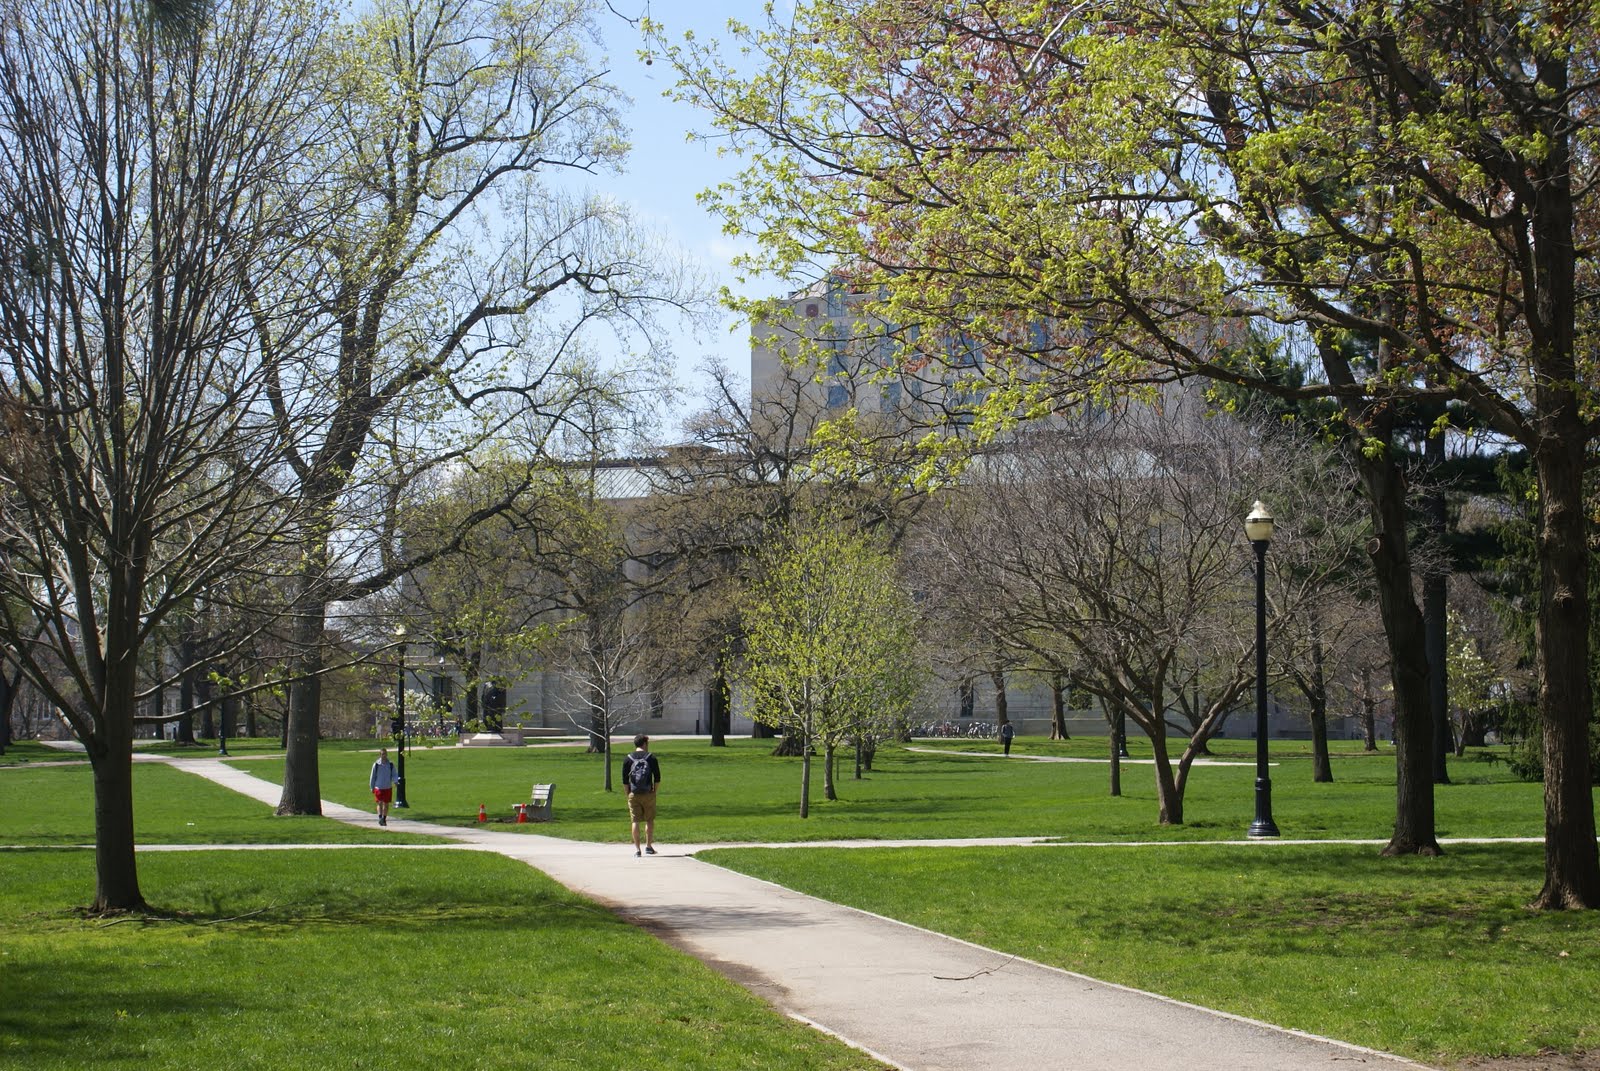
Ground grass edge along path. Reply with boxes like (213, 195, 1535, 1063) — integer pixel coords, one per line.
(699, 841, 1600, 1067)
(0, 847, 889, 1071)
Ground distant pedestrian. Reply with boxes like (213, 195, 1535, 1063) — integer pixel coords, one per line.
(622, 734, 661, 857)
(370, 747, 398, 826)
(1000, 722, 1015, 756)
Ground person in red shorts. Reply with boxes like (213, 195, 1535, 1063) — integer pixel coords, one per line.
(370, 747, 398, 826)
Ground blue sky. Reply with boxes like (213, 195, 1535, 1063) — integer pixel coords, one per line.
(588, 2, 780, 430)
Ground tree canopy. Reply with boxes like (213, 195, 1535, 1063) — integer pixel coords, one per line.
(653, 0, 1600, 908)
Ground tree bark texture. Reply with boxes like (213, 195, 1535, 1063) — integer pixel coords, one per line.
(1051, 675, 1069, 739)
(89, 650, 146, 912)
(1360, 452, 1441, 857)
(1309, 616, 1333, 783)
(1150, 725, 1183, 825)
(1423, 432, 1452, 785)
(709, 671, 730, 747)
(1532, 436, 1600, 908)
(277, 575, 326, 816)
(1107, 719, 1122, 797)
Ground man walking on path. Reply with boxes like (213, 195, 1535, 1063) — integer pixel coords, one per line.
(370, 748, 398, 825)
(622, 734, 660, 856)
(1000, 721, 1015, 756)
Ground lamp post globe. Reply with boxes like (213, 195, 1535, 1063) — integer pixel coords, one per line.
(393, 624, 409, 809)
(1245, 501, 1279, 838)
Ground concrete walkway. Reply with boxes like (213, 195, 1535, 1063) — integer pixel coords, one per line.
(140, 753, 1431, 1071)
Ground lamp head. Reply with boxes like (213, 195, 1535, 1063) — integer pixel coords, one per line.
(1244, 500, 1274, 543)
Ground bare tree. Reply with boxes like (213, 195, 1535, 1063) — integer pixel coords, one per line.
(265, 0, 699, 814)
(926, 400, 1288, 826)
(0, 0, 329, 910)
(640, 357, 927, 745)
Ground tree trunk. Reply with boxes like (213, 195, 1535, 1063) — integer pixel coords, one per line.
(772, 733, 806, 756)
(1107, 713, 1121, 797)
(823, 743, 837, 800)
(89, 642, 146, 912)
(1531, 433, 1600, 908)
(221, 692, 238, 748)
(1309, 696, 1333, 784)
(1424, 431, 1451, 785)
(709, 670, 729, 747)
(1359, 668, 1378, 751)
(1308, 613, 1333, 783)
(0, 664, 17, 754)
(1051, 674, 1069, 739)
(277, 573, 327, 816)
(1359, 448, 1441, 857)
(990, 667, 1008, 727)
(799, 720, 812, 818)
(1457, 716, 1486, 753)
(175, 638, 197, 745)
(196, 674, 216, 739)
(1150, 726, 1183, 825)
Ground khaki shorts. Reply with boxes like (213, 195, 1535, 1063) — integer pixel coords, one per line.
(627, 790, 656, 823)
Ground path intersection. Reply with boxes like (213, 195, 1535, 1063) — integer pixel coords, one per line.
(115, 752, 1435, 1071)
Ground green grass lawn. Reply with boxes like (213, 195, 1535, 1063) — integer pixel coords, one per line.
(226, 736, 1550, 845)
(0, 849, 885, 1070)
(0, 761, 446, 846)
(5, 734, 1594, 1066)
(697, 841, 1600, 1065)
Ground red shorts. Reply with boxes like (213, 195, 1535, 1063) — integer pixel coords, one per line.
(373, 788, 393, 803)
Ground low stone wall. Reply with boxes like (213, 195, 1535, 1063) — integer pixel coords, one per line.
(460, 731, 523, 747)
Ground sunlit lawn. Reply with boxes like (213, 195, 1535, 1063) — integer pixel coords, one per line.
(4, 732, 1589, 1066)
(223, 735, 1549, 845)
(0, 760, 444, 847)
(0, 849, 885, 1071)
(699, 840, 1600, 1065)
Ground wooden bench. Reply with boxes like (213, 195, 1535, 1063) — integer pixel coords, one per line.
(527, 783, 555, 822)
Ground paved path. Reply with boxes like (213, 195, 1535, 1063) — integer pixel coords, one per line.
(116, 753, 1434, 1071)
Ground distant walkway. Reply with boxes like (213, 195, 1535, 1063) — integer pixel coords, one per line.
(123, 752, 1434, 1071)
(903, 745, 1259, 766)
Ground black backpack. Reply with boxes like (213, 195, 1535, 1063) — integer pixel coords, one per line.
(627, 753, 654, 794)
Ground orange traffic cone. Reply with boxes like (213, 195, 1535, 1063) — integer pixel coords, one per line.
(515, 803, 528, 823)
(477, 803, 488, 823)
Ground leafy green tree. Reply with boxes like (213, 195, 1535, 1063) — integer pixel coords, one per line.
(735, 519, 922, 816)
(654, 0, 1600, 906)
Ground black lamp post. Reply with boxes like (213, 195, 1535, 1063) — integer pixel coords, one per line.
(394, 624, 409, 809)
(434, 648, 449, 735)
(1245, 500, 1279, 837)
